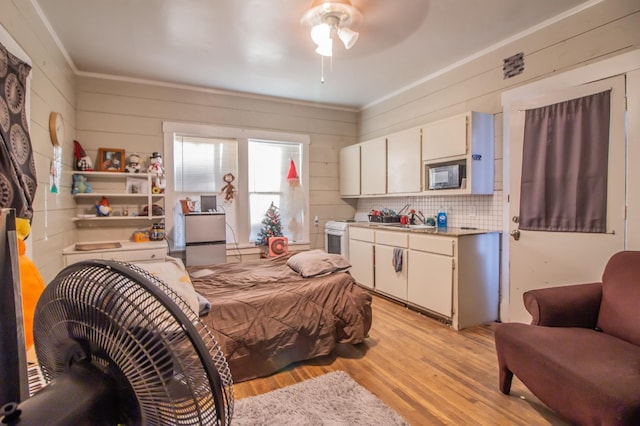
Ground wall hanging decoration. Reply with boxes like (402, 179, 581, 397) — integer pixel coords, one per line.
(49, 145, 62, 194)
(98, 148, 125, 172)
(48, 112, 64, 193)
(0, 41, 37, 222)
(283, 159, 305, 242)
(220, 172, 236, 202)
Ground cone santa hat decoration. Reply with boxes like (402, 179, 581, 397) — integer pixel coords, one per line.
(287, 158, 299, 187)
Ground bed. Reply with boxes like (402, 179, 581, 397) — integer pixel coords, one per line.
(185, 251, 373, 382)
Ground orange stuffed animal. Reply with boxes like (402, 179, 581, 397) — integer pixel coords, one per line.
(16, 217, 45, 350)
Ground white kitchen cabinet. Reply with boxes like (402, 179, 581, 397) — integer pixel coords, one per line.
(387, 127, 422, 194)
(407, 235, 455, 318)
(348, 227, 375, 289)
(407, 232, 499, 330)
(422, 114, 468, 161)
(339, 144, 361, 196)
(347, 224, 500, 330)
(360, 137, 387, 195)
(374, 230, 408, 300)
(422, 111, 494, 195)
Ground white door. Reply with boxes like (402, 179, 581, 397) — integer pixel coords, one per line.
(508, 75, 626, 323)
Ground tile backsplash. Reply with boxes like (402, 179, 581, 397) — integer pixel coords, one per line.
(357, 191, 504, 230)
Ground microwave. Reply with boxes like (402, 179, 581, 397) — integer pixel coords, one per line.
(428, 164, 466, 190)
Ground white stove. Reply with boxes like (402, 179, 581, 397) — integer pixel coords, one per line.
(325, 213, 369, 258)
(324, 220, 353, 232)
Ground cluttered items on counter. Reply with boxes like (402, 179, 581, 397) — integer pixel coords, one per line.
(369, 205, 431, 226)
(368, 208, 400, 223)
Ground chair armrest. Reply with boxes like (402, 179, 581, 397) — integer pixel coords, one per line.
(523, 282, 602, 328)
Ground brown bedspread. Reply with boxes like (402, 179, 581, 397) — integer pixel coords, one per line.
(187, 254, 372, 382)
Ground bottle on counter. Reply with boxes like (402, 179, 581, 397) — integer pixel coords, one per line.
(437, 207, 448, 229)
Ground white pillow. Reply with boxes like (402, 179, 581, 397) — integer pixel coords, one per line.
(287, 250, 351, 278)
(131, 257, 200, 316)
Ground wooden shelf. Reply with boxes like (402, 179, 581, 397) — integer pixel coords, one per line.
(72, 215, 165, 222)
(72, 171, 150, 178)
(73, 193, 165, 198)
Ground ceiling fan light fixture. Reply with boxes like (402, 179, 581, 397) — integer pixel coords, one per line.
(311, 23, 331, 46)
(302, 0, 362, 82)
(315, 38, 333, 57)
(337, 26, 359, 49)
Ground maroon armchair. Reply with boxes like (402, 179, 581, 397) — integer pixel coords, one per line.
(495, 251, 640, 426)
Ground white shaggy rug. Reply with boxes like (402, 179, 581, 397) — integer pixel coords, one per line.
(233, 371, 408, 426)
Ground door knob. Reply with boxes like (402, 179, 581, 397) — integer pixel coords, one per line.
(510, 229, 520, 241)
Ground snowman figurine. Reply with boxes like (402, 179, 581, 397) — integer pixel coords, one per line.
(147, 152, 166, 194)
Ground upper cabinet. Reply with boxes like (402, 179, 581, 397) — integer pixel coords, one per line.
(387, 128, 422, 194)
(339, 144, 361, 196)
(422, 111, 494, 195)
(338, 111, 494, 198)
(360, 137, 387, 195)
(422, 113, 468, 161)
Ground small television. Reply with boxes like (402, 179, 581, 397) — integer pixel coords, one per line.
(200, 195, 217, 213)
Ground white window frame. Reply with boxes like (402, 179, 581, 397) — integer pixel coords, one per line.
(162, 122, 310, 252)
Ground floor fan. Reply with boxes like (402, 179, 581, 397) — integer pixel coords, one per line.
(0, 260, 234, 425)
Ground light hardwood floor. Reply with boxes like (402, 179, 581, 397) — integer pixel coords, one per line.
(233, 293, 570, 425)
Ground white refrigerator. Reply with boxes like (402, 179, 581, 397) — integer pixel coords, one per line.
(185, 212, 226, 266)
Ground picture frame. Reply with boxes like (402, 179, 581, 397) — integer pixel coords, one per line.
(98, 148, 125, 172)
(125, 177, 148, 195)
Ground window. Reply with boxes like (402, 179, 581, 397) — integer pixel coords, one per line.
(174, 136, 237, 194)
(248, 139, 303, 243)
(163, 122, 309, 253)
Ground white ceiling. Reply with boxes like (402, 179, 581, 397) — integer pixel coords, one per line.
(34, 0, 592, 109)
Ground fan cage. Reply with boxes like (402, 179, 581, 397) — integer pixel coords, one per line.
(33, 260, 234, 426)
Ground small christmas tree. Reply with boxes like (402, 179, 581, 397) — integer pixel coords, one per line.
(256, 202, 283, 246)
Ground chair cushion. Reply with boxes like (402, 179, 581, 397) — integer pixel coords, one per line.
(597, 251, 640, 346)
(495, 323, 640, 425)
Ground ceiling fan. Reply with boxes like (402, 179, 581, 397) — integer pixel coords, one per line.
(301, 0, 363, 82)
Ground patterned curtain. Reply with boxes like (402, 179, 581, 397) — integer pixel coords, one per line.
(0, 41, 36, 222)
(519, 90, 611, 233)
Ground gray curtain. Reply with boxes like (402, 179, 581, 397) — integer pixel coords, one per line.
(0, 41, 36, 222)
(519, 90, 611, 233)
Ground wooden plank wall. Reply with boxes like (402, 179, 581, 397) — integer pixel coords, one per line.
(361, 0, 639, 132)
(0, 1, 77, 283)
(75, 76, 359, 248)
(3, 0, 638, 283)
(359, 0, 640, 178)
